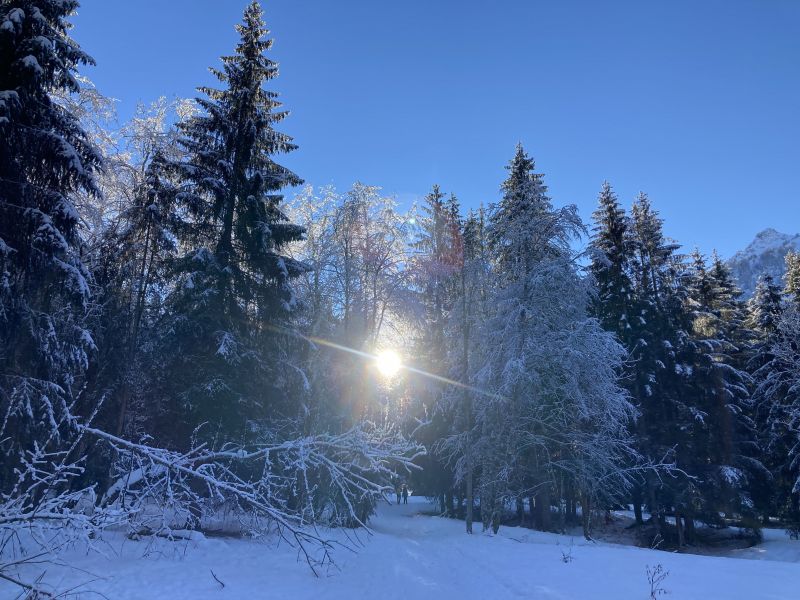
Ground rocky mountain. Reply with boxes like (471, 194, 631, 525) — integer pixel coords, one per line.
(728, 228, 800, 298)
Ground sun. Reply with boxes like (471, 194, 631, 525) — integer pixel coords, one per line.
(375, 349, 402, 378)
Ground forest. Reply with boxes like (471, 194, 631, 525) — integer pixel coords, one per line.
(2, 1, 800, 596)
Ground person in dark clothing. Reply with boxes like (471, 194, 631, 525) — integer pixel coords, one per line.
(396, 483, 401, 505)
(402, 484, 409, 505)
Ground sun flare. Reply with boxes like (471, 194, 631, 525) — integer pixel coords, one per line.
(375, 349, 402, 378)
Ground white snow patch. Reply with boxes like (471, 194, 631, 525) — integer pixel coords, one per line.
(2, 499, 799, 599)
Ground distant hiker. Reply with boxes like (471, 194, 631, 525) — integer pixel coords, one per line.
(396, 483, 401, 504)
(402, 484, 409, 505)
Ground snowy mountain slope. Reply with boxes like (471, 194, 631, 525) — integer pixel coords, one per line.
(2, 498, 798, 599)
(727, 228, 800, 297)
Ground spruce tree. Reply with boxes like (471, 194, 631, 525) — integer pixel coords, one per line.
(89, 156, 179, 439)
(410, 185, 462, 515)
(154, 1, 306, 446)
(750, 271, 800, 526)
(488, 143, 580, 280)
(454, 208, 488, 532)
(745, 274, 785, 520)
(626, 192, 694, 538)
(748, 274, 784, 338)
(484, 144, 573, 531)
(590, 183, 655, 523)
(0, 0, 101, 487)
(474, 146, 633, 536)
(412, 184, 451, 371)
(589, 181, 634, 344)
(784, 251, 800, 305)
(684, 250, 762, 529)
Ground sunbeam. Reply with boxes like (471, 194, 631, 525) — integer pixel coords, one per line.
(264, 322, 502, 400)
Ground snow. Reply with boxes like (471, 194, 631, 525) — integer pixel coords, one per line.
(7, 8, 25, 25)
(728, 228, 800, 297)
(20, 55, 44, 76)
(725, 528, 800, 563)
(3, 498, 799, 599)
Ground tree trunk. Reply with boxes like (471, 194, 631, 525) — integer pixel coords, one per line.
(675, 510, 685, 547)
(684, 516, 695, 543)
(465, 467, 473, 534)
(461, 268, 474, 535)
(516, 497, 525, 524)
(491, 506, 501, 534)
(632, 485, 644, 525)
(537, 487, 551, 531)
(528, 496, 536, 528)
(581, 493, 592, 540)
(567, 486, 577, 523)
(115, 383, 131, 437)
(482, 494, 492, 532)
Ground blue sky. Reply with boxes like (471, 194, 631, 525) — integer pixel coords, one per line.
(73, 0, 799, 257)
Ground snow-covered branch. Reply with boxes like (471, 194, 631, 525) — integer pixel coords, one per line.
(87, 423, 423, 574)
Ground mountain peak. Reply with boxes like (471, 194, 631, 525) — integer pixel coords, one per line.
(728, 228, 800, 297)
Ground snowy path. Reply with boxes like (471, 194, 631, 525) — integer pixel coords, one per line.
(2, 498, 799, 599)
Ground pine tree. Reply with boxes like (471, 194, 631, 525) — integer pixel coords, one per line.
(88, 155, 179, 440)
(784, 251, 800, 306)
(153, 1, 307, 446)
(753, 302, 800, 531)
(624, 193, 736, 542)
(454, 208, 486, 533)
(750, 271, 800, 526)
(472, 146, 633, 536)
(748, 274, 784, 338)
(683, 250, 763, 529)
(626, 193, 682, 528)
(488, 143, 581, 280)
(412, 185, 454, 373)
(589, 181, 634, 345)
(745, 274, 785, 520)
(590, 183, 658, 524)
(410, 185, 462, 515)
(0, 0, 102, 488)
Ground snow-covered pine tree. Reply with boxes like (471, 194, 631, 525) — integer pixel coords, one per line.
(153, 1, 307, 446)
(626, 192, 695, 538)
(589, 181, 634, 341)
(749, 274, 784, 338)
(437, 206, 491, 533)
(87, 154, 180, 443)
(754, 303, 800, 532)
(481, 144, 571, 531)
(784, 250, 800, 306)
(409, 185, 463, 515)
(0, 0, 102, 491)
(682, 250, 763, 532)
(488, 144, 579, 280)
(588, 181, 652, 522)
(771, 306, 800, 530)
(751, 268, 800, 529)
(471, 145, 635, 536)
(412, 185, 455, 375)
(455, 208, 483, 532)
(746, 274, 785, 520)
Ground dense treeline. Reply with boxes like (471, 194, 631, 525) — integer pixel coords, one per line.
(1, 0, 799, 593)
(399, 159, 800, 545)
(0, 2, 421, 591)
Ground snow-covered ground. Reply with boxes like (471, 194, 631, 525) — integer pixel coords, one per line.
(3, 497, 799, 599)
